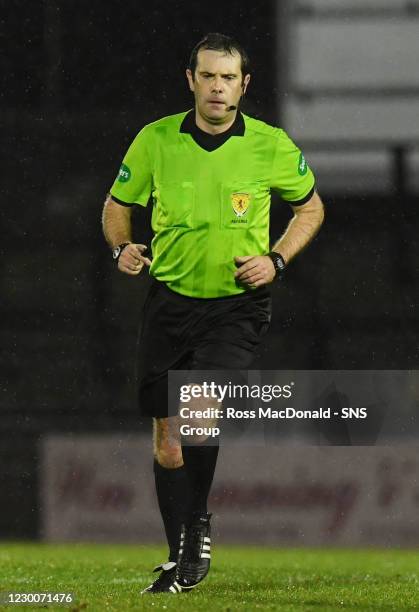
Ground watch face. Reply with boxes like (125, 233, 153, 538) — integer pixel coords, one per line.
(112, 246, 121, 260)
(275, 255, 285, 271)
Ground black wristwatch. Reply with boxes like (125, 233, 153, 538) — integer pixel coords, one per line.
(112, 242, 131, 261)
(267, 251, 286, 279)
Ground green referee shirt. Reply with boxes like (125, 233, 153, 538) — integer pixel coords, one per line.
(110, 110, 315, 298)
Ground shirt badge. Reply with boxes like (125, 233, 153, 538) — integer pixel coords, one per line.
(117, 163, 131, 183)
(298, 153, 308, 176)
(231, 192, 251, 217)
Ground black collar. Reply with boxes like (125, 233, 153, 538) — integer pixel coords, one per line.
(180, 109, 245, 151)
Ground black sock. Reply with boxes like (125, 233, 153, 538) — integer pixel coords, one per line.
(181, 443, 219, 522)
(153, 461, 190, 562)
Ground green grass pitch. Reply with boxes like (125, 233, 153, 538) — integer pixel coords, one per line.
(1, 544, 418, 611)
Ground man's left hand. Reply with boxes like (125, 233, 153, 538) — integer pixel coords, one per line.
(234, 255, 276, 288)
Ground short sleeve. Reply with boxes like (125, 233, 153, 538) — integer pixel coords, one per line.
(271, 130, 315, 205)
(110, 127, 153, 206)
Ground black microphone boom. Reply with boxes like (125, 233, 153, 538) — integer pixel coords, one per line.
(226, 105, 237, 111)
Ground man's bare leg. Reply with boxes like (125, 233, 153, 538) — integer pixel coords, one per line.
(153, 416, 189, 563)
(174, 387, 221, 590)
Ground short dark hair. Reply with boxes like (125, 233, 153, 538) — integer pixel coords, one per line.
(189, 32, 250, 79)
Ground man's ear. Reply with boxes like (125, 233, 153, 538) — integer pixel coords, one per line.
(242, 73, 251, 95)
(186, 68, 195, 92)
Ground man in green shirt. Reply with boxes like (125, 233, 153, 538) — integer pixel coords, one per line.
(102, 32, 324, 595)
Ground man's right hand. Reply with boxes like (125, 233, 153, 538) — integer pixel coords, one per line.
(118, 243, 152, 275)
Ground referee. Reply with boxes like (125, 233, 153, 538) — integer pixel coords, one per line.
(102, 33, 324, 594)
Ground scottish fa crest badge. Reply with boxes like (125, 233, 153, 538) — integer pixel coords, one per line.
(231, 192, 251, 217)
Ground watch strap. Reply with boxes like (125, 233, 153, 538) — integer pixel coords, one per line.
(267, 251, 286, 278)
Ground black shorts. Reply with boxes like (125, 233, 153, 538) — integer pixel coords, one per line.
(136, 279, 272, 418)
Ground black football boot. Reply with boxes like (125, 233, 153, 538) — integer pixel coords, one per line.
(175, 513, 212, 590)
(141, 561, 183, 594)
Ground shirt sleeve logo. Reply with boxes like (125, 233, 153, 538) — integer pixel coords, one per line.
(117, 163, 131, 183)
(298, 153, 308, 176)
(231, 192, 251, 217)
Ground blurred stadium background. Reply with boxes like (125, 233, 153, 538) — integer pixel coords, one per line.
(1, 0, 419, 548)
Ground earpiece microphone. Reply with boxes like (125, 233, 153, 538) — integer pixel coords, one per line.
(226, 105, 237, 111)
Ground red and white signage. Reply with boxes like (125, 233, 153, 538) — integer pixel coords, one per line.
(40, 435, 419, 546)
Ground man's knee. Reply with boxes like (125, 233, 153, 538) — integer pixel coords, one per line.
(155, 445, 183, 468)
(153, 417, 183, 468)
